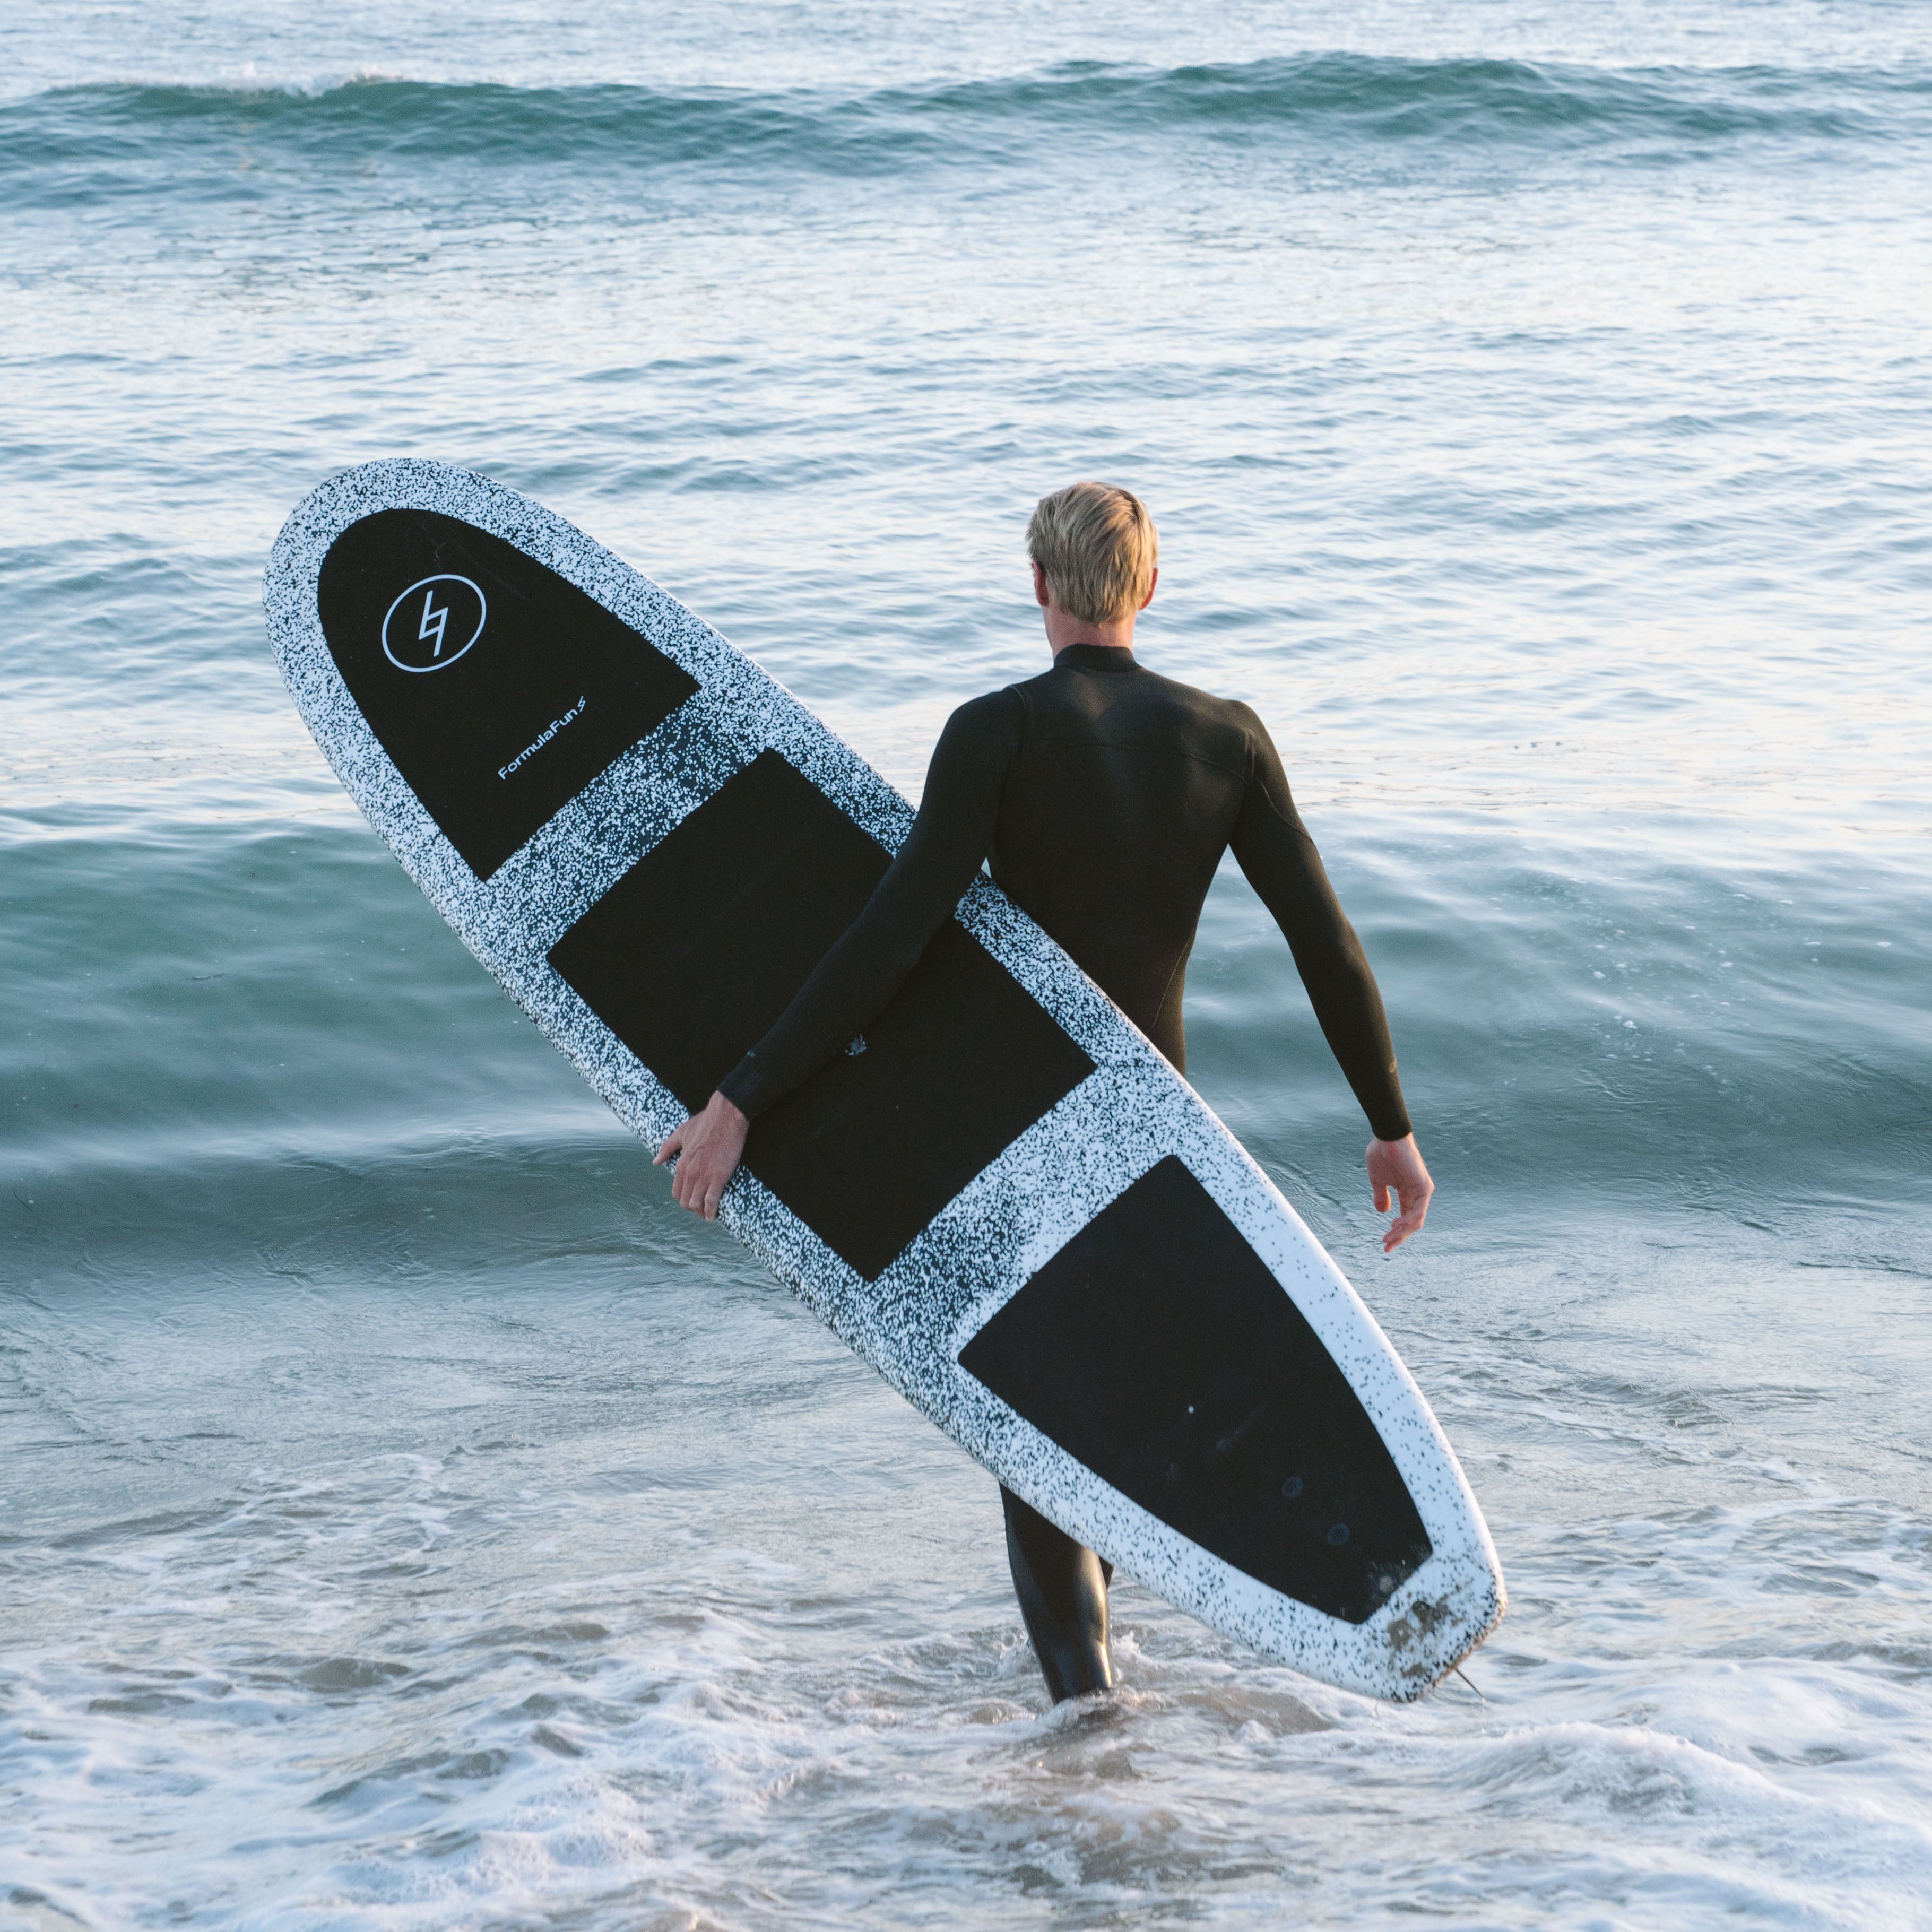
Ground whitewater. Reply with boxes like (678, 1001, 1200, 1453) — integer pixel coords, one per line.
(2, 2, 1929, 1926)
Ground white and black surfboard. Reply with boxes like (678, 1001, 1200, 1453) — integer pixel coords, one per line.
(264, 460, 1504, 1701)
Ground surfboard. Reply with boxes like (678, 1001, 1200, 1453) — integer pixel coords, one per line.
(264, 459, 1504, 1701)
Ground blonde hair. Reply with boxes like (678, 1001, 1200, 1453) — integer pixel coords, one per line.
(1026, 481, 1159, 625)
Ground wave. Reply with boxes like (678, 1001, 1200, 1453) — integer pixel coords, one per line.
(2, 55, 1926, 201)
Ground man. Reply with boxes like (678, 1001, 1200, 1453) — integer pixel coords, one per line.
(656, 481, 1433, 1702)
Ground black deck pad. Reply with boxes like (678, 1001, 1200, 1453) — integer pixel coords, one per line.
(317, 509, 698, 877)
(959, 1155, 1432, 1623)
(550, 751, 1095, 1280)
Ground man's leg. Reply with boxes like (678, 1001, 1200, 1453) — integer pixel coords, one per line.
(1000, 1486, 1114, 1701)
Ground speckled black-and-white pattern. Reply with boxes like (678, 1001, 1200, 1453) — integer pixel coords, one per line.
(264, 460, 1505, 1701)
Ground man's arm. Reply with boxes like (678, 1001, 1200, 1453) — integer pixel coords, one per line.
(1226, 715, 1433, 1252)
(656, 689, 1023, 1219)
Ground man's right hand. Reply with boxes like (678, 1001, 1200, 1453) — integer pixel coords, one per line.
(1367, 1134, 1433, 1254)
(655, 1090, 750, 1222)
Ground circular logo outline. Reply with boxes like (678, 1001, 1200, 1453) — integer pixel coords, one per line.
(381, 575, 488, 673)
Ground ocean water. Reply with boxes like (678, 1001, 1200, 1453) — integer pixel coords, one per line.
(3, 1, 1930, 1925)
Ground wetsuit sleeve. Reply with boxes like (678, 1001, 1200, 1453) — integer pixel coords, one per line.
(715, 689, 1024, 1121)
(1227, 714, 1414, 1142)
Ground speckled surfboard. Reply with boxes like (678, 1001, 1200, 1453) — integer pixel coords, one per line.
(264, 459, 1504, 1701)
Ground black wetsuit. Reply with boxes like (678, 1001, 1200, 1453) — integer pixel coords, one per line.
(717, 643, 1413, 1699)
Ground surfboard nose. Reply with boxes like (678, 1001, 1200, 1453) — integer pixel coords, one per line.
(314, 504, 697, 878)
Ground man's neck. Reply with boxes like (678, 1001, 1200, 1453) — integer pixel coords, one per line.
(1045, 613, 1137, 657)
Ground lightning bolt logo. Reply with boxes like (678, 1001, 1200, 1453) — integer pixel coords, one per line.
(381, 574, 487, 673)
(418, 588, 450, 657)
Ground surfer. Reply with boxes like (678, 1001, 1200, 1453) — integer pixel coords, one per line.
(656, 481, 1432, 1701)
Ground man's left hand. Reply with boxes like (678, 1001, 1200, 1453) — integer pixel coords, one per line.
(1367, 1133, 1433, 1254)
(655, 1091, 749, 1221)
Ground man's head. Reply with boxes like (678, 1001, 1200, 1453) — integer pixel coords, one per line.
(1026, 481, 1159, 630)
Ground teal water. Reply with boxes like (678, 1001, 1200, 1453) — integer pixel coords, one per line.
(3, 4, 1930, 1926)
